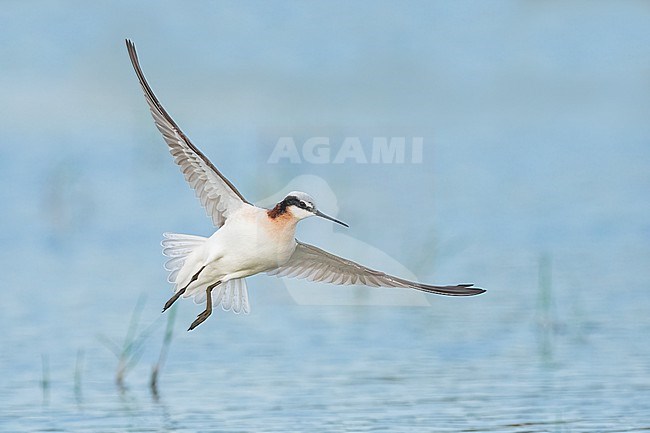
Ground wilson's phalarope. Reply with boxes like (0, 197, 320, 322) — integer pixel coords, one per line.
(126, 40, 485, 331)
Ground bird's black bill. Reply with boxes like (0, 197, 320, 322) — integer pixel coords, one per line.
(315, 210, 349, 227)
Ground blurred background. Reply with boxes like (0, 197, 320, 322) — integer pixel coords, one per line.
(1, 1, 649, 431)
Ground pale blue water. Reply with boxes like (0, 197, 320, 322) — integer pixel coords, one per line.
(2, 1, 650, 432)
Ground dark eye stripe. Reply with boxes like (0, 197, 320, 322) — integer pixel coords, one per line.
(284, 196, 309, 209)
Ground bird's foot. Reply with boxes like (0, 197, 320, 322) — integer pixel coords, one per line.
(188, 309, 212, 331)
(162, 288, 185, 312)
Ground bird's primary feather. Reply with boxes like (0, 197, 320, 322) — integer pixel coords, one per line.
(126, 39, 249, 228)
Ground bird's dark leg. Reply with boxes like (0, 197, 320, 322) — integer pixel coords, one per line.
(162, 265, 206, 312)
(188, 280, 221, 331)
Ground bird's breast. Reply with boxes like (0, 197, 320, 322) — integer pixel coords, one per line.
(255, 214, 298, 267)
(210, 206, 298, 274)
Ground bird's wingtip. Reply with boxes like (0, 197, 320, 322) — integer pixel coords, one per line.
(448, 284, 486, 296)
(462, 283, 485, 294)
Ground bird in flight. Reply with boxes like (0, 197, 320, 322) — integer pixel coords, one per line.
(125, 39, 485, 331)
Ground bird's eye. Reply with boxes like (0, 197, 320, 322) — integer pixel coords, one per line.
(300, 201, 307, 208)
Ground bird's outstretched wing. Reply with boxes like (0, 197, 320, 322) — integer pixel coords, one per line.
(126, 39, 249, 227)
(268, 241, 485, 296)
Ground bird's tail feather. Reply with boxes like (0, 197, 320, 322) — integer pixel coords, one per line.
(161, 232, 207, 284)
(161, 232, 250, 314)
